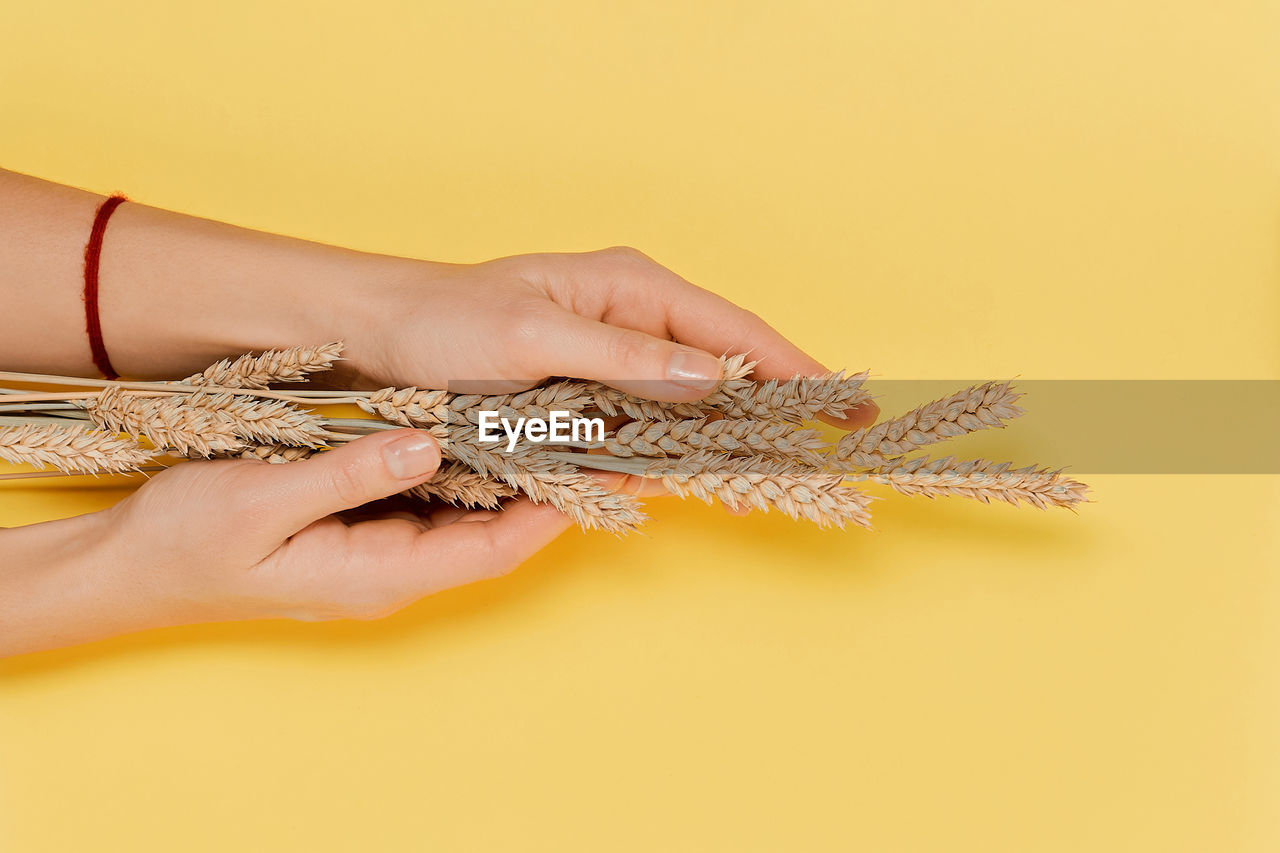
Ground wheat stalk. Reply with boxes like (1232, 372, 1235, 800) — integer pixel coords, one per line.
(176, 391, 332, 447)
(356, 386, 451, 425)
(86, 388, 245, 456)
(408, 462, 518, 509)
(1, 344, 1086, 532)
(446, 427, 646, 533)
(181, 341, 345, 389)
(645, 451, 873, 528)
(0, 423, 155, 473)
(594, 417, 828, 464)
(861, 455, 1089, 509)
(712, 370, 872, 421)
(202, 443, 317, 464)
(834, 381, 1023, 467)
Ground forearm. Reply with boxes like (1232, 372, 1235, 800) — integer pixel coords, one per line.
(0, 168, 419, 379)
(0, 512, 167, 657)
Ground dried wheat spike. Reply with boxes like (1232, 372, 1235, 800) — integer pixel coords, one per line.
(446, 427, 646, 533)
(200, 443, 316, 464)
(602, 418, 828, 464)
(407, 463, 517, 510)
(87, 388, 244, 457)
(646, 451, 873, 528)
(713, 370, 872, 421)
(357, 387, 451, 426)
(358, 384, 592, 431)
(439, 384, 596, 426)
(0, 423, 156, 473)
(865, 455, 1089, 509)
(587, 353, 758, 419)
(183, 391, 329, 447)
(181, 341, 345, 389)
(834, 381, 1023, 467)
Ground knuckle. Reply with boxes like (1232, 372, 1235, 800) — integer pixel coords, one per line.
(598, 244, 647, 260)
(205, 461, 275, 526)
(595, 245, 659, 274)
(327, 457, 370, 507)
(607, 327, 658, 371)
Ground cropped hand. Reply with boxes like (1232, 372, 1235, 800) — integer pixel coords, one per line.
(325, 246, 878, 427)
(0, 430, 572, 656)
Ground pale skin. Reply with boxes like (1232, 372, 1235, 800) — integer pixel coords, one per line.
(0, 168, 877, 657)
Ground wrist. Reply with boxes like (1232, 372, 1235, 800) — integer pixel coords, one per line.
(0, 510, 138, 657)
(99, 200, 431, 380)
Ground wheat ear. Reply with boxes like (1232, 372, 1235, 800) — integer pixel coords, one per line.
(408, 462, 517, 510)
(181, 341, 345, 389)
(834, 381, 1023, 467)
(645, 451, 873, 528)
(446, 428, 646, 533)
(201, 443, 317, 464)
(598, 418, 828, 464)
(87, 388, 244, 456)
(863, 455, 1089, 509)
(0, 423, 155, 473)
(712, 370, 872, 421)
(177, 391, 331, 447)
(357, 384, 593, 432)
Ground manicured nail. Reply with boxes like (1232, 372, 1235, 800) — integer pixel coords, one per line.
(382, 433, 440, 479)
(666, 350, 721, 392)
(844, 400, 881, 427)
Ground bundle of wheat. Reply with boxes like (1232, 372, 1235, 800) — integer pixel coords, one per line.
(0, 343, 1088, 532)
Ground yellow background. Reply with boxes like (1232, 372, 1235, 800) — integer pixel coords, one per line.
(2, 1, 1278, 850)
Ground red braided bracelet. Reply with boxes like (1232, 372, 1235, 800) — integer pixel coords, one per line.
(83, 194, 126, 380)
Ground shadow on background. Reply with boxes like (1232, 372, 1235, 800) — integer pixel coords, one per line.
(1, 468, 1106, 681)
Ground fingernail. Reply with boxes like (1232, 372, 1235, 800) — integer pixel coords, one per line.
(666, 350, 721, 392)
(382, 433, 440, 479)
(845, 400, 880, 427)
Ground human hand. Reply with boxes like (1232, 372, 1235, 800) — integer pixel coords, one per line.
(0, 429, 572, 656)
(321, 246, 879, 428)
(0, 173, 875, 433)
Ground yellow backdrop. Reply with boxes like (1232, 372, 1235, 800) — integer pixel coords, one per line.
(2, 2, 1277, 850)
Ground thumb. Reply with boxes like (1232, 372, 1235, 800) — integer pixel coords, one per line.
(535, 310, 724, 401)
(247, 429, 441, 535)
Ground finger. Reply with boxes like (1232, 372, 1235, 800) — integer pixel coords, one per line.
(246, 429, 442, 537)
(406, 497, 574, 592)
(656, 284, 881, 427)
(563, 250, 826, 381)
(588, 469, 671, 499)
(526, 307, 724, 402)
(837, 399, 881, 429)
(423, 504, 501, 527)
(559, 249, 879, 426)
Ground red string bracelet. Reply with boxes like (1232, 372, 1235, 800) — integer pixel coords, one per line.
(83, 194, 127, 380)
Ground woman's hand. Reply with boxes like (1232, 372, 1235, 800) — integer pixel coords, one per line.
(323, 246, 878, 428)
(0, 171, 876, 426)
(0, 429, 573, 657)
(0, 172, 878, 655)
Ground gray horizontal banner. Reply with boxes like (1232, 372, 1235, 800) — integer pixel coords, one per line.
(450, 379, 1280, 474)
(861, 380, 1280, 474)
